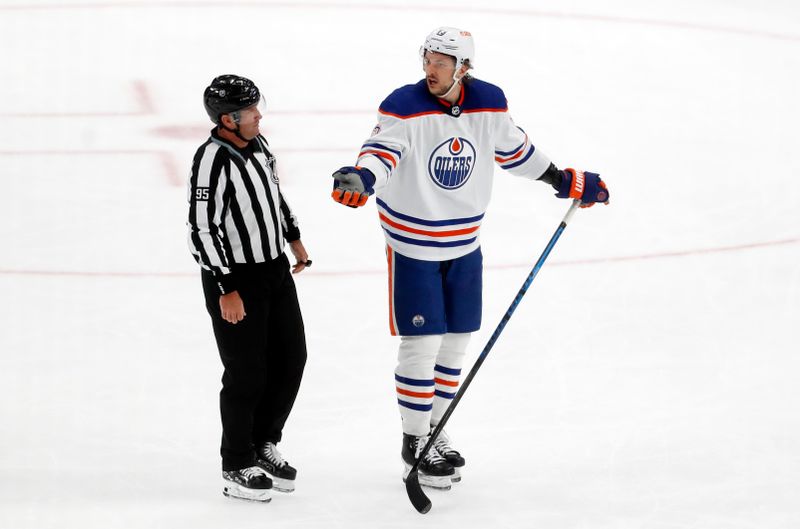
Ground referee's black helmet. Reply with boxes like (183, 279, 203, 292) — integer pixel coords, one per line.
(203, 75, 261, 124)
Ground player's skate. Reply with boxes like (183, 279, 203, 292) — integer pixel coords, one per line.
(222, 466, 272, 503)
(256, 442, 297, 493)
(431, 426, 465, 482)
(402, 433, 454, 490)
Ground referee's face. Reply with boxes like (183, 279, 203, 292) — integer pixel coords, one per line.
(235, 103, 262, 140)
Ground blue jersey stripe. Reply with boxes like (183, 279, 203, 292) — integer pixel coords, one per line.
(495, 127, 527, 156)
(395, 374, 434, 387)
(502, 145, 536, 170)
(377, 198, 484, 227)
(434, 364, 462, 376)
(495, 141, 524, 157)
(398, 399, 433, 411)
(386, 230, 478, 248)
(434, 389, 456, 399)
(362, 142, 402, 158)
(371, 153, 392, 170)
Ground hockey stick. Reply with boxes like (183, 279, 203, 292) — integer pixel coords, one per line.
(405, 199, 582, 514)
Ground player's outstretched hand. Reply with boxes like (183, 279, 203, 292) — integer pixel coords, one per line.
(556, 168, 610, 208)
(332, 166, 376, 208)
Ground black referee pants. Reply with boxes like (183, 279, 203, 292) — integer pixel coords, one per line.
(202, 253, 307, 471)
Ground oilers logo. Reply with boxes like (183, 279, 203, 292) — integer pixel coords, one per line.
(427, 137, 475, 190)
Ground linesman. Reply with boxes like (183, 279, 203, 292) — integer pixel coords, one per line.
(187, 74, 310, 502)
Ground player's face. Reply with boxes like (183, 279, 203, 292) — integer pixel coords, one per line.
(423, 51, 457, 97)
(234, 103, 262, 140)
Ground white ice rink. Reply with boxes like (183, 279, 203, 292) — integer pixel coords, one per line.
(1, 1, 799, 527)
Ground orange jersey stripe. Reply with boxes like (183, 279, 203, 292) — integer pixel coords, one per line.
(462, 107, 507, 114)
(379, 213, 480, 238)
(359, 149, 397, 168)
(379, 107, 507, 120)
(495, 139, 529, 163)
(495, 149, 526, 164)
(378, 109, 441, 120)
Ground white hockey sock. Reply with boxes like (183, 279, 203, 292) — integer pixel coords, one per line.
(395, 334, 443, 436)
(431, 332, 471, 424)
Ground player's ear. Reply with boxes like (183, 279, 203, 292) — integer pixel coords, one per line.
(220, 114, 236, 128)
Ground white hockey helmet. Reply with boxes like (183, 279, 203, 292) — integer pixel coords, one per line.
(421, 27, 475, 70)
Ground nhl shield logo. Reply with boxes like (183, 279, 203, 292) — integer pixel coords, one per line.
(427, 137, 475, 190)
(264, 155, 280, 184)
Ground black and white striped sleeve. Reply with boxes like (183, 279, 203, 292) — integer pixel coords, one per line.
(187, 141, 237, 294)
(279, 192, 301, 242)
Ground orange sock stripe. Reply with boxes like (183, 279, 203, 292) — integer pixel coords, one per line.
(396, 388, 435, 398)
(434, 378, 459, 387)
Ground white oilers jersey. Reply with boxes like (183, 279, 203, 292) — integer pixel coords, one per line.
(355, 78, 552, 261)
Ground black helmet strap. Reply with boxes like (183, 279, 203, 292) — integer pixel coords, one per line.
(218, 112, 250, 144)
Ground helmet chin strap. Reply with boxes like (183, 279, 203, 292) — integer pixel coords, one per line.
(231, 126, 249, 143)
(439, 69, 465, 100)
(220, 117, 250, 143)
(440, 79, 461, 100)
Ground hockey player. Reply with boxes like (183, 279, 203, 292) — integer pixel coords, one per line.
(189, 75, 310, 501)
(330, 28, 610, 489)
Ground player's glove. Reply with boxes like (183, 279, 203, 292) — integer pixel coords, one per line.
(556, 168, 610, 208)
(331, 166, 376, 208)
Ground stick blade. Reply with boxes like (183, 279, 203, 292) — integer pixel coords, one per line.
(405, 470, 432, 514)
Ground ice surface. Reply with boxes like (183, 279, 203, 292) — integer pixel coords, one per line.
(1, 1, 799, 527)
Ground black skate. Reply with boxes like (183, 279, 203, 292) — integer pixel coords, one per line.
(256, 442, 297, 493)
(401, 433, 454, 490)
(222, 466, 272, 502)
(431, 427, 465, 482)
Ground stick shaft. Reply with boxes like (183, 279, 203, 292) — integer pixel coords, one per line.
(410, 199, 581, 476)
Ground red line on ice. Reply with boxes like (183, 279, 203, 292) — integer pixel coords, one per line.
(1, 238, 796, 279)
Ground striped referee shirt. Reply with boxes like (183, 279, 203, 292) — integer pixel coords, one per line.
(187, 128, 300, 294)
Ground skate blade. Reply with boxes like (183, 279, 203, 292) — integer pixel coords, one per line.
(451, 467, 462, 483)
(403, 466, 452, 491)
(223, 484, 272, 503)
(263, 474, 295, 493)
